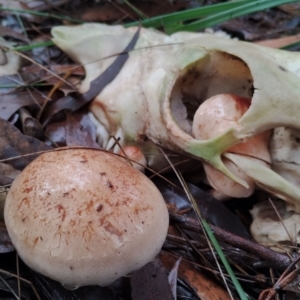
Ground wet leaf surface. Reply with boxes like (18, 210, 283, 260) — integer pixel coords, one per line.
(0, 89, 45, 121)
(131, 258, 174, 300)
(168, 256, 182, 299)
(65, 113, 99, 148)
(0, 118, 52, 170)
(45, 110, 98, 147)
(160, 252, 231, 300)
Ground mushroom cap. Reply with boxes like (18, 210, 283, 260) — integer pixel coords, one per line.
(4, 148, 169, 287)
(192, 94, 271, 198)
(118, 145, 147, 172)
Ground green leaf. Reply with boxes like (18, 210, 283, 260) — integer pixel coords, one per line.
(126, 0, 299, 34)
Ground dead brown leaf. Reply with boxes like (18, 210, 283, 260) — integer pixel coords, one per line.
(0, 25, 30, 43)
(65, 113, 100, 148)
(160, 251, 231, 300)
(130, 258, 174, 300)
(0, 117, 52, 170)
(45, 111, 98, 148)
(255, 34, 300, 48)
(0, 89, 46, 121)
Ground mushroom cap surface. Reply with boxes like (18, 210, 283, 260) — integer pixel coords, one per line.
(4, 148, 169, 287)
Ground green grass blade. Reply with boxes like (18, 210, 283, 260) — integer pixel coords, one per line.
(201, 218, 249, 300)
(126, 0, 299, 34)
(280, 40, 300, 50)
(169, 0, 299, 33)
(10, 41, 54, 52)
(126, 0, 249, 28)
(178, 173, 249, 300)
(160, 147, 248, 299)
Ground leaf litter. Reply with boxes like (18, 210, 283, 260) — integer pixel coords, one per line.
(1, 1, 300, 299)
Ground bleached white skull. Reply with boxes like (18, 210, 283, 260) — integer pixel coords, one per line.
(52, 23, 300, 212)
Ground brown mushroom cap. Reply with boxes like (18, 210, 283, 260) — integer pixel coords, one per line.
(4, 148, 169, 287)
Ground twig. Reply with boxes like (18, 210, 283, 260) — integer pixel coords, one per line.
(171, 213, 292, 271)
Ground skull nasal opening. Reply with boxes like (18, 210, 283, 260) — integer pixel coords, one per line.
(169, 51, 254, 135)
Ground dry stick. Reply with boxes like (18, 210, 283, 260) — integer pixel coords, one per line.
(171, 213, 292, 271)
(268, 198, 296, 247)
(258, 255, 300, 300)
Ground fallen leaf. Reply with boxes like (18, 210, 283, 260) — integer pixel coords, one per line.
(160, 252, 231, 300)
(279, 3, 300, 16)
(255, 34, 300, 48)
(0, 117, 52, 170)
(0, 89, 45, 121)
(0, 162, 20, 179)
(0, 25, 30, 43)
(0, 222, 14, 253)
(19, 107, 44, 140)
(131, 258, 174, 300)
(65, 113, 100, 148)
(45, 110, 98, 147)
(168, 256, 182, 299)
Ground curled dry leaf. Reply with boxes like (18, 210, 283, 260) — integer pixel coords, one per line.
(168, 256, 182, 299)
(45, 111, 99, 147)
(0, 90, 45, 121)
(160, 252, 231, 300)
(19, 108, 44, 140)
(0, 118, 52, 170)
(65, 113, 100, 148)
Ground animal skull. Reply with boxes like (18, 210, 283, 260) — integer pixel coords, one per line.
(52, 23, 300, 212)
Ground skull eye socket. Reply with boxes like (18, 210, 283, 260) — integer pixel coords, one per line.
(170, 51, 254, 135)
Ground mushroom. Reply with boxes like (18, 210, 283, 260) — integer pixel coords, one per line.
(118, 145, 147, 172)
(192, 94, 271, 198)
(4, 148, 169, 287)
